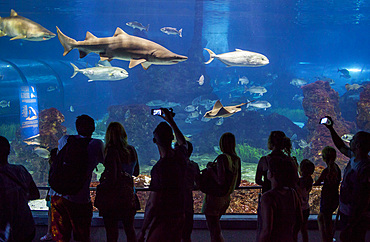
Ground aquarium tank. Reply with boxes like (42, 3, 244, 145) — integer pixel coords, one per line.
(1, 0, 369, 213)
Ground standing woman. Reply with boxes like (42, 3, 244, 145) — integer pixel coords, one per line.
(202, 132, 241, 242)
(101, 122, 139, 242)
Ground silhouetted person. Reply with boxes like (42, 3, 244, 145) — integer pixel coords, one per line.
(100, 122, 139, 242)
(258, 155, 302, 242)
(50, 114, 104, 241)
(297, 159, 315, 242)
(202, 132, 241, 242)
(0, 136, 40, 242)
(138, 108, 188, 242)
(322, 117, 370, 242)
(314, 146, 341, 242)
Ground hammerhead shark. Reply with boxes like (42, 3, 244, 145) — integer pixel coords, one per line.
(56, 27, 188, 70)
(0, 9, 55, 41)
(203, 100, 255, 118)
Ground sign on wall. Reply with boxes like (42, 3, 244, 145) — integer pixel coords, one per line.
(19, 85, 40, 140)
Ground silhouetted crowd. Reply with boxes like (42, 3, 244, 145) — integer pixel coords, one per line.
(0, 112, 369, 242)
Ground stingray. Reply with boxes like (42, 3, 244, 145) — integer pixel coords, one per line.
(203, 100, 254, 118)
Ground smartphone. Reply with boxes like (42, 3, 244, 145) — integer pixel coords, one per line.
(320, 117, 331, 125)
(151, 109, 162, 116)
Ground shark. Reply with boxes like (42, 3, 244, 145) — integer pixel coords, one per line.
(203, 100, 254, 118)
(0, 9, 55, 41)
(56, 27, 188, 70)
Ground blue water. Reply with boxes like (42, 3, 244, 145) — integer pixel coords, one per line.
(0, 0, 369, 180)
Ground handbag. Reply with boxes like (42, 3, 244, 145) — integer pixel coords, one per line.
(94, 163, 135, 214)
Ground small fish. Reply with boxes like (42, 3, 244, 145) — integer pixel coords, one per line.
(126, 21, 149, 31)
(70, 63, 128, 81)
(34, 147, 50, 159)
(338, 68, 350, 77)
(247, 100, 271, 110)
(298, 139, 312, 149)
(244, 86, 267, 96)
(47, 86, 57, 92)
(69, 105, 74, 112)
(185, 117, 192, 124)
(345, 83, 362, 91)
(201, 116, 211, 122)
(0, 100, 10, 108)
(290, 78, 307, 87)
(125, 109, 131, 119)
(238, 76, 249, 85)
(197, 75, 204, 85)
(184, 105, 198, 112)
(341, 134, 354, 142)
(188, 111, 200, 119)
(292, 94, 304, 102)
(160, 27, 182, 37)
(215, 117, 224, 126)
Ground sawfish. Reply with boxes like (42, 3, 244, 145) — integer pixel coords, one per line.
(203, 100, 255, 118)
(0, 9, 55, 41)
(56, 27, 188, 70)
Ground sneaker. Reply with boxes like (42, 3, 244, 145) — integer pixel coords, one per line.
(40, 233, 53, 241)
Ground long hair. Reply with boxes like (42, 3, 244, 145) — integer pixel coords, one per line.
(219, 132, 238, 157)
(105, 122, 130, 164)
(267, 131, 292, 156)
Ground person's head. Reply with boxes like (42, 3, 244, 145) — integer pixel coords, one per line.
(299, 159, 315, 177)
(105, 122, 128, 148)
(219, 132, 237, 156)
(267, 155, 296, 187)
(322, 146, 336, 165)
(0, 136, 10, 165)
(153, 122, 174, 148)
(267, 131, 292, 155)
(76, 114, 95, 137)
(350, 131, 370, 156)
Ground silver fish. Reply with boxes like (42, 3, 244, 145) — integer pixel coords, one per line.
(184, 105, 198, 112)
(204, 48, 269, 67)
(126, 21, 149, 31)
(0, 100, 10, 108)
(244, 86, 267, 96)
(160, 27, 182, 37)
(70, 63, 128, 81)
(197, 75, 204, 85)
(34, 147, 50, 159)
(215, 117, 224, 125)
(341, 134, 354, 143)
(290, 78, 307, 87)
(238, 76, 249, 85)
(247, 100, 271, 110)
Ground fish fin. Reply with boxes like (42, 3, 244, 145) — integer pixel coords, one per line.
(10, 35, 26, 40)
(213, 100, 223, 109)
(88, 80, 94, 82)
(99, 56, 110, 62)
(70, 63, 80, 78)
(235, 49, 244, 52)
(141, 62, 151, 70)
(56, 27, 77, 56)
(113, 27, 128, 37)
(98, 60, 112, 67)
(10, 9, 18, 17)
(79, 50, 88, 59)
(97, 64, 104, 67)
(85, 31, 97, 40)
(179, 28, 182, 37)
(215, 107, 230, 117)
(0, 31, 6, 37)
(204, 48, 215, 64)
(146, 24, 150, 32)
(129, 59, 146, 69)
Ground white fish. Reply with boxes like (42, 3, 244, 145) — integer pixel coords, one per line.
(201, 116, 211, 122)
(69, 105, 74, 112)
(0, 100, 10, 108)
(290, 78, 307, 87)
(70, 63, 128, 81)
(34, 147, 50, 159)
(247, 101, 271, 110)
(126, 21, 149, 31)
(238, 76, 249, 85)
(244, 86, 267, 96)
(298, 139, 312, 149)
(184, 105, 198, 112)
(197, 75, 204, 85)
(341, 134, 354, 142)
(204, 48, 269, 67)
(215, 117, 224, 125)
(188, 111, 200, 119)
(160, 27, 182, 37)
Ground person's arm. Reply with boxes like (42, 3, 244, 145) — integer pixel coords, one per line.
(159, 108, 187, 149)
(258, 193, 273, 242)
(137, 191, 161, 242)
(104, 148, 118, 183)
(132, 147, 140, 177)
(236, 157, 242, 188)
(323, 116, 350, 157)
(255, 156, 267, 186)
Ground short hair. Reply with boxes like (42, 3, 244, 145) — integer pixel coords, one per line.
(153, 122, 174, 147)
(300, 159, 315, 176)
(219, 132, 237, 156)
(352, 131, 370, 154)
(322, 146, 336, 163)
(0, 136, 10, 163)
(75, 115, 95, 136)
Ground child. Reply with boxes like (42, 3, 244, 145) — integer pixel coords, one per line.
(298, 159, 315, 242)
(314, 146, 341, 242)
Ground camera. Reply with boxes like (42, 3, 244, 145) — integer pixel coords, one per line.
(151, 109, 162, 116)
(320, 117, 331, 125)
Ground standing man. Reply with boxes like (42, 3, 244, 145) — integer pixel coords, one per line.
(50, 115, 104, 242)
(0, 136, 40, 242)
(138, 108, 188, 242)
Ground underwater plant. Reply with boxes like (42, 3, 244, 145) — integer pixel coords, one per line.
(0, 123, 19, 141)
(292, 148, 304, 163)
(236, 143, 269, 163)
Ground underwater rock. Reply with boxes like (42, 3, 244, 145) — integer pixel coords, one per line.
(302, 81, 355, 168)
(340, 89, 362, 123)
(356, 82, 370, 132)
(39, 107, 67, 148)
(107, 104, 159, 165)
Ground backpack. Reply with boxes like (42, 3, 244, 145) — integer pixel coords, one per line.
(49, 135, 91, 195)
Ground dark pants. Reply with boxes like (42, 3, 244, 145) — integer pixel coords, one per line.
(147, 215, 185, 242)
(182, 211, 194, 242)
(103, 211, 136, 242)
(339, 213, 370, 242)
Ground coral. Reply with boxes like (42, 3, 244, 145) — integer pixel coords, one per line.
(236, 143, 269, 163)
(356, 82, 370, 132)
(39, 107, 67, 149)
(302, 81, 355, 168)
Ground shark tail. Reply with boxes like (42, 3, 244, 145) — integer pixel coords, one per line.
(204, 48, 215, 64)
(145, 24, 150, 32)
(56, 26, 77, 56)
(70, 63, 80, 78)
(179, 29, 182, 37)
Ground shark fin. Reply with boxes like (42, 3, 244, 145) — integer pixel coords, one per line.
(235, 49, 244, 52)
(10, 35, 26, 40)
(85, 31, 97, 41)
(141, 62, 151, 70)
(113, 27, 128, 37)
(79, 50, 88, 58)
(56, 27, 77, 56)
(70, 63, 79, 78)
(99, 57, 111, 62)
(213, 100, 223, 110)
(10, 9, 18, 17)
(129, 59, 146, 69)
(215, 107, 230, 117)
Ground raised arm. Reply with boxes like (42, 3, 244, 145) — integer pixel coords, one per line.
(159, 108, 187, 148)
(323, 116, 351, 157)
